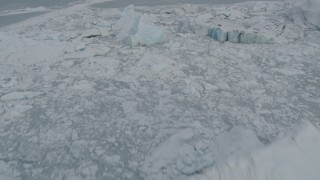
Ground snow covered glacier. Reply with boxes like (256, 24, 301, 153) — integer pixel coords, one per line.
(0, 0, 320, 180)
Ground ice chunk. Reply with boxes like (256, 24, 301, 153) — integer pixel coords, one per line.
(130, 15, 167, 46)
(208, 28, 271, 44)
(190, 121, 320, 180)
(216, 29, 228, 42)
(255, 34, 272, 44)
(81, 29, 101, 39)
(113, 5, 167, 46)
(44, 34, 60, 41)
(239, 32, 257, 44)
(227, 30, 240, 43)
(301, 0, 320, 29)
(112, 5, 141, 41)
(75, 43, 86, 52)
(208, 28, 227, 42)
(183, 4, 200, 14)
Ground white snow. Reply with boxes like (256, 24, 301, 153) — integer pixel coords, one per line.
(0, 33, 64, 65)
(142, 122, 263, 179)
(0, 162, 17, 180)
(1, 91, 44, 101)
(0, 0, 320, 180)
(138, 53, 177, 75)
(190, 121, 320, 180)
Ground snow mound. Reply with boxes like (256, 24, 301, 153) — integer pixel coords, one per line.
(301, 0, 320, 29)
(190, 121, 320, 180)
(113, 5, 167, 47)
(142, 121, 320, 180)
(142, 122, 263, 179)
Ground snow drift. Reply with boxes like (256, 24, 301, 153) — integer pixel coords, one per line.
(142, 122, 263, 180)
(190, 121, 320, 180)
(142, 121, 320, 180)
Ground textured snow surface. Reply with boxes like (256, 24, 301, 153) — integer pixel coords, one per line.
(142, 122, 263, 179)
(1, 91, 44, 101)
(190, 121, 320, 180)
(0, 0, 320, 180)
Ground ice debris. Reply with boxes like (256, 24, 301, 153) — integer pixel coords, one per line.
(185, 6, 302, 44)
(112, 5, 167, 47)
(208, 28, 272, 44)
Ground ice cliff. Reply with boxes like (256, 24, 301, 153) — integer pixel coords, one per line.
(208, 28, 272, 44)
(112, 6, 167, 47)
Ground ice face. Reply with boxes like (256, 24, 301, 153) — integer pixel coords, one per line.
(239, 33, 257, 44)
(112, 5, 141, 43)
(113, 5, 167, 46)
(255, 34, 272, 44)
(301, 0, 320, 29)
(208, 28, 227, 42)
(129, 15, 167, 46)
(228, 30, 240, 43)
(207, 28, 271, 44)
